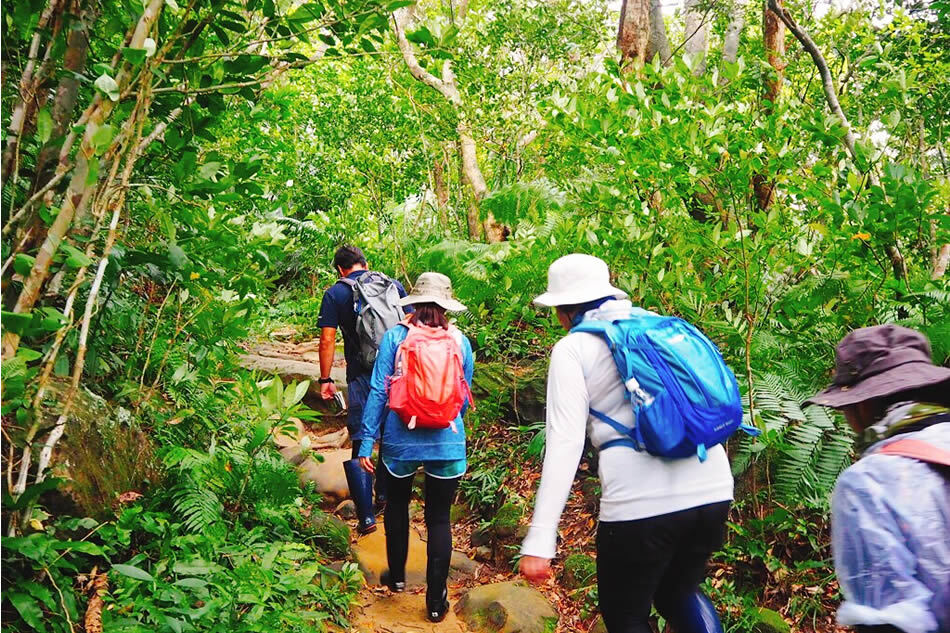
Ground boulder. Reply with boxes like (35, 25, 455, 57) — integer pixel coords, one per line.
(353, 524, 479, 587)
(749, 607, 791, 633)
(474, 546, 493, 563)
(472, 361, 546, 426)
(455, 581, 558, 633)
(335, 500, 357, 519)
(296, 449, 351, 501)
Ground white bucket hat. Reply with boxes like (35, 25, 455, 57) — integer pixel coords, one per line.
(533, 254, 628, 307)
(399, 272, 467, 312)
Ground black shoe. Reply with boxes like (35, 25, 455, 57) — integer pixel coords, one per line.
(380, 569, 405, 593)
(356, 520, 377, 536)
(426, 588, 449, 622)
(374, 497, 387, 516)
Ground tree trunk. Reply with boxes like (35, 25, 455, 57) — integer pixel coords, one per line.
(933, 243, 950, 280)
(32, 4, 92, 195)
(723, 0, 746, 64)
(2, 0, 165, 359)
(645, 0, 671, 65)
(432, 149, 449, 228)
(683, 0, 709, 75)
(617, 0, 650, 68)
(763, 0, 786, 104)
(392, 8, 504, 242)
(753, 0, 786, 210)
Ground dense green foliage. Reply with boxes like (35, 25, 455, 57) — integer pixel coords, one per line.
(3, 0, 949, 630)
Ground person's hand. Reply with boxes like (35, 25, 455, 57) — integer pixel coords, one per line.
(358, 456, 375, 474)
(320, 380, 338, 400)
(519, 555, 552, 583)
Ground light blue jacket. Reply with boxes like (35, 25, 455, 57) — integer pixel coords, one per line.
(832, 410, 950, 633)
(355, 324, 474, 462)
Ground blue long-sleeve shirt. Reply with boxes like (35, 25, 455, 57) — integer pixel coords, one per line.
(355, 324, 474, 462)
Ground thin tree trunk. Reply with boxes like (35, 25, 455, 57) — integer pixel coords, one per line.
(763, 0, 786, 105)
(392, 8, 504, 242)
(683, 0, 709, 75)
(2, 0, 164, 359)
(32, 2, 93, 194)
(432, 150, 449, 228)
(722, 0, 746, 64)
(645, 0, 671, 65)
(617, 0, 650, 68)
(933, 243, 950, 280)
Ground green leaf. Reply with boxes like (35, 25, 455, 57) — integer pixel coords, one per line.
(121, 47, 147, 64)
(168, 243, 188, 269)
(91, 123, 114, 153)
(36, 108, 53, 143)
(13, 254, 35, 277)
(63, 244, 93, 268)
(173, 577, 208, 588)
(112, 563, 155, 582)
(86, 156, 99, 185)
(407, 25, 436, 47)
(7, 592, 47, 633)
(94, 73, 120, 101)
(2, 311, 32, 335)
(385, 0, 414, 9)
(17, 347, 43, 362)
(249, 420, 270, 451)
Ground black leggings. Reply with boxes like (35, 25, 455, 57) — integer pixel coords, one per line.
(383, 469, 459, 604)
(596, 501, 730, 633)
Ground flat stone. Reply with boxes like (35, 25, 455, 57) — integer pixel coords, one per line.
(335, 499, 357, 519)
(297, 449, 351, 501)
(474, 546, 493, 563)
(455, 581, 558, 633)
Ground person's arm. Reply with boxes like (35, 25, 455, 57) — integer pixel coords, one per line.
(356, 329, 399, 459)
(318, 327, 338, 399)
(520, 339, 589, 578)
(832, 470, 938, 633)
(316, 290, 340, 399)
(461, 335, 474, 417)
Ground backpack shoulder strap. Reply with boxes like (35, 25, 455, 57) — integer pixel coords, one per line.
(876, 438, 950, 467)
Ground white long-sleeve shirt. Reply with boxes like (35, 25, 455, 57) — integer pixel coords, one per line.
(520, 300, 734, 559)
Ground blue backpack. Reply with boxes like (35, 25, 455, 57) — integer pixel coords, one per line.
(572, 308, 759, 461)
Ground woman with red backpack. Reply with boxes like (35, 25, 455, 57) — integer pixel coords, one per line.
(356, 272, 474, 623)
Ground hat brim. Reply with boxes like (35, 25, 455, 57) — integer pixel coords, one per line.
(398, 294, 467, 312)
(804, 362, 950, 409)
(533, 285, 628, 308)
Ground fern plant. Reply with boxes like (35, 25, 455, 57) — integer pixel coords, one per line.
(733, 372, 855, 508)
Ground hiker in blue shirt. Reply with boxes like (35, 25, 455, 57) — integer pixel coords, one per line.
(317, 245, 411, 534)
(805, 325, 950, 633)
(357, 272, 474, 623)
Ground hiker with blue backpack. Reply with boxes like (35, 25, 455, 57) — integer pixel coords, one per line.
(317, 245, 412, 535)
(520, 254, 757, 633)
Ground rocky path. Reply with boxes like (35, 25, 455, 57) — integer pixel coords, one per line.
(245, 335, 561, 633)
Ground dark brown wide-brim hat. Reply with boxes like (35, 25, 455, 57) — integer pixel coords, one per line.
(805, 324, 950, 409)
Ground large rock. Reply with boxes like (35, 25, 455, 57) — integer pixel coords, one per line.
(353, 524, 479, 588)
(296, 449, 351, 501)
(472, 361, 546, 425)
(455, 581, 558, 633)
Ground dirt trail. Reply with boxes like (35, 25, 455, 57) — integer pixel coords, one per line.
(347, 590, 468, 633)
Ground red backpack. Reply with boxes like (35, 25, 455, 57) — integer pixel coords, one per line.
(387, 319, 473, 431)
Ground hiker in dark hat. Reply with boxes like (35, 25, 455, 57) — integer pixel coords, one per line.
(806, 324, 950, 633)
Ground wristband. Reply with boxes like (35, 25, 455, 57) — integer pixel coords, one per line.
(318, 377, 334, 385)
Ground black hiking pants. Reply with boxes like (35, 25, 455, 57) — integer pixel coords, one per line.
(596, 501, 730, 633)
(383, 469, 460, 606)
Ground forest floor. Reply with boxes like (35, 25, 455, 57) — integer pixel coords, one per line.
(254, 329, 843, 633)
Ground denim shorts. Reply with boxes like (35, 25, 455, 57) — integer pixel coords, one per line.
(383, 458, 466, 479)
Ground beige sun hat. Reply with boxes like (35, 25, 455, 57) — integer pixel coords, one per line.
(399, 272, 467, 312)
(534, 254, 628, 307)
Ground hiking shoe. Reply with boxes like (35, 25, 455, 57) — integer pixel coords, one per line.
(356, 521, 377, 536)
(426, 589, 449, 623)
(380, 570, 405, 593)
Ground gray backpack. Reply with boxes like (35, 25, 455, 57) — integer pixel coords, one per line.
(341, 272, 404, 371)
